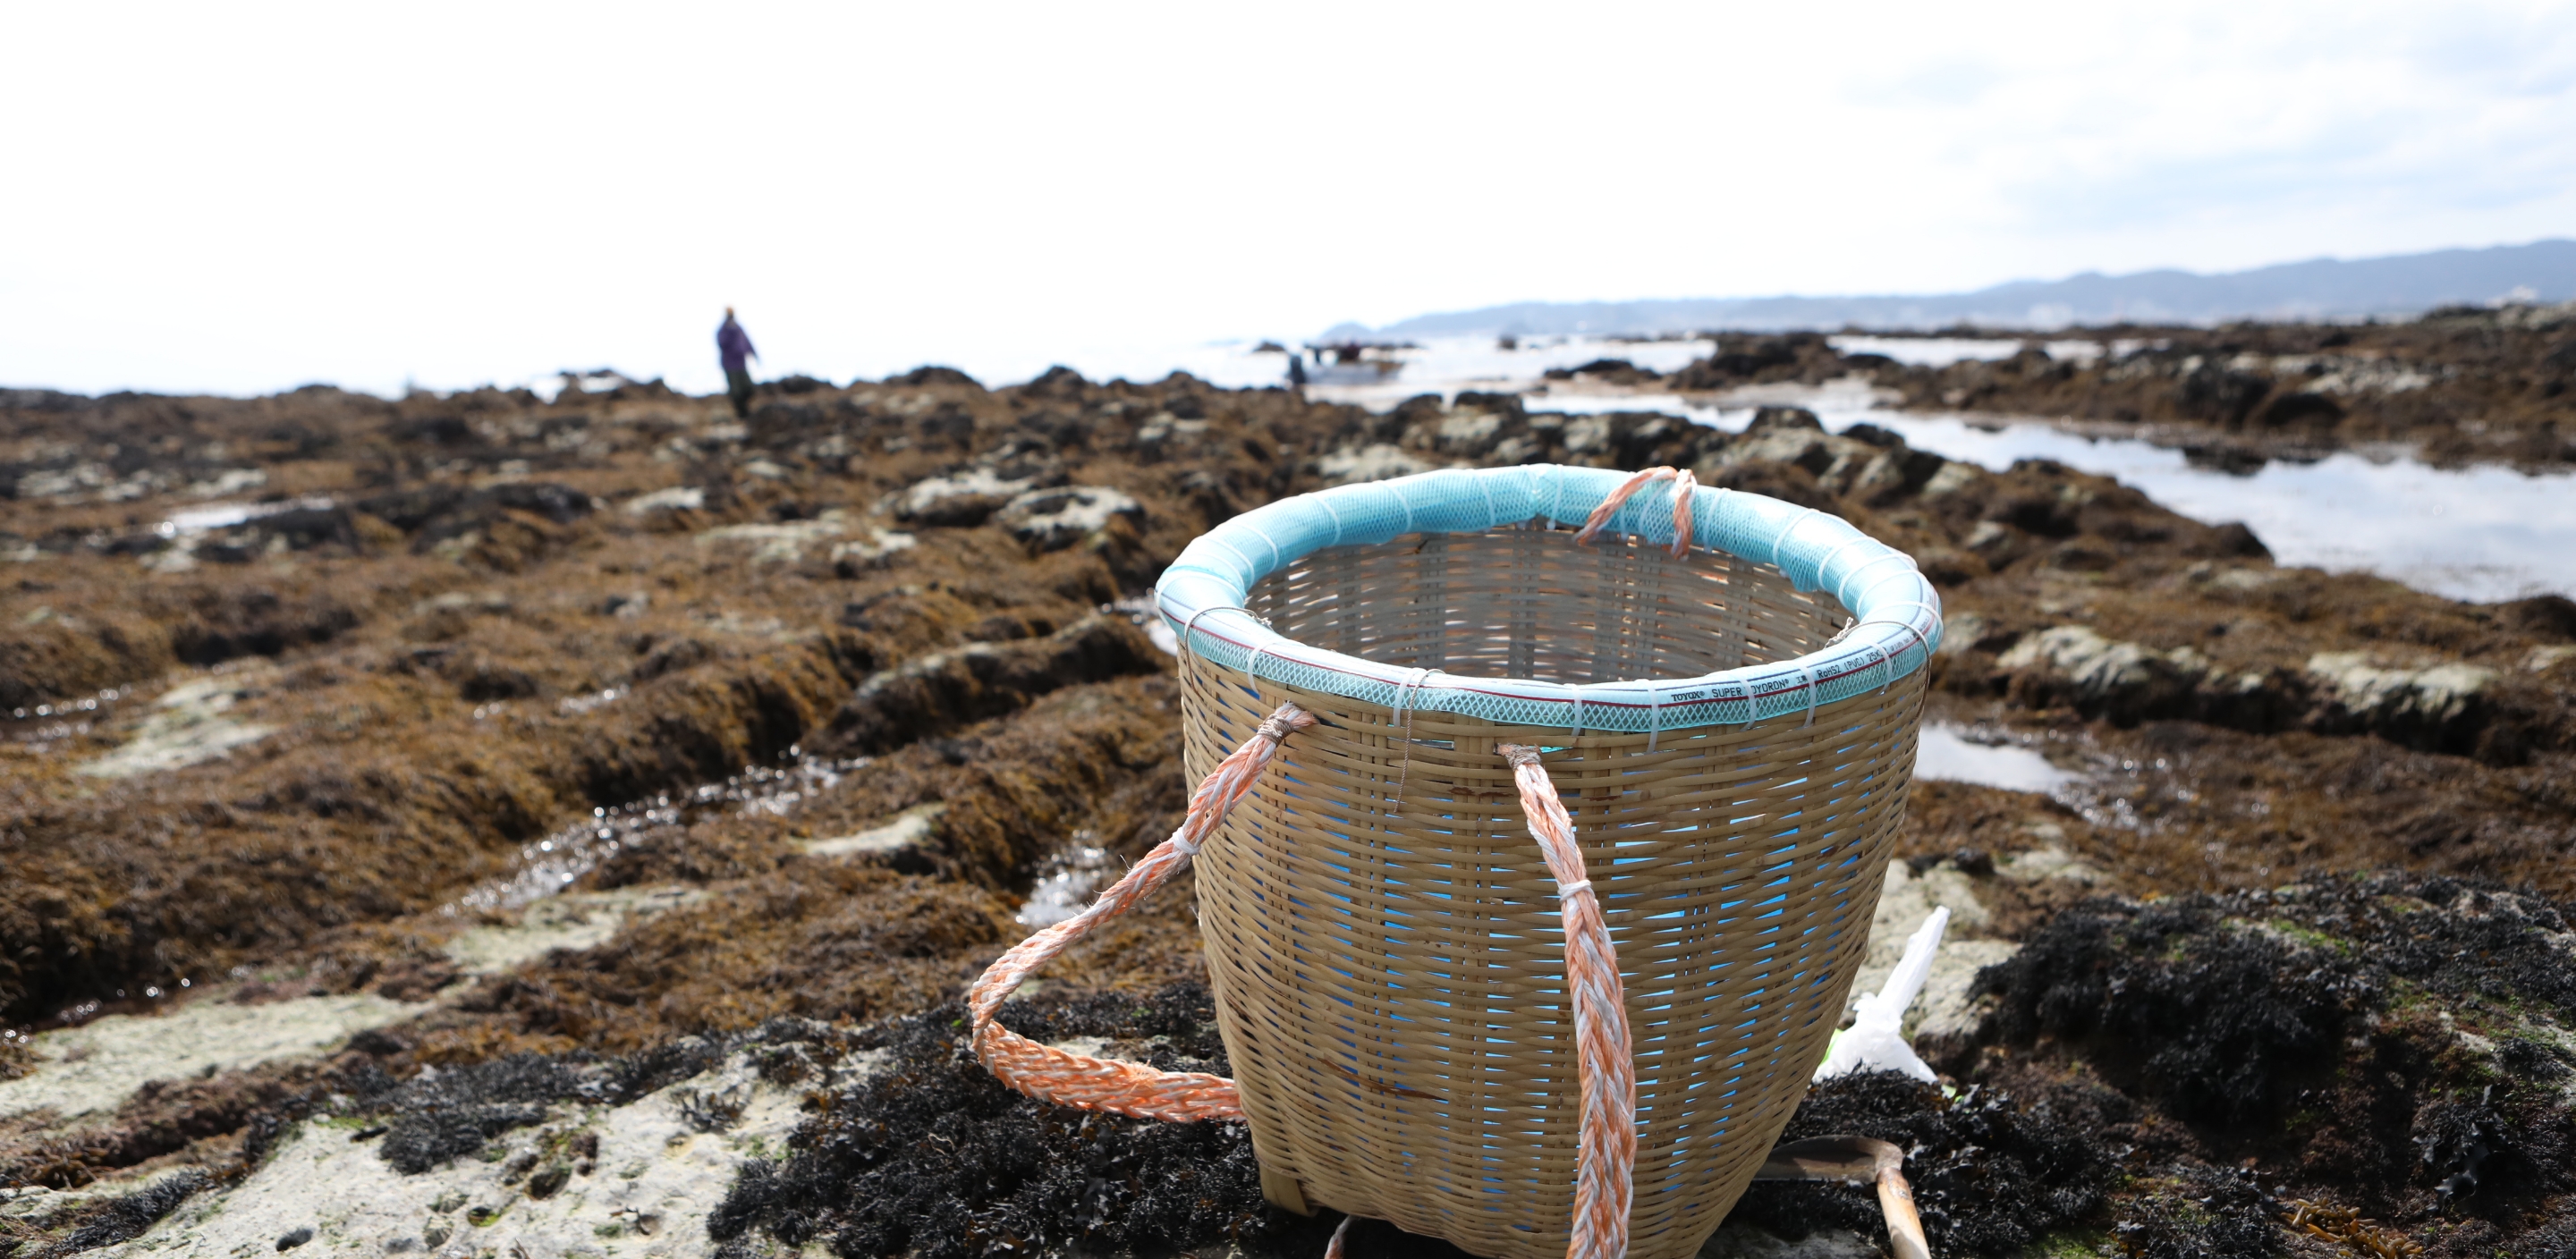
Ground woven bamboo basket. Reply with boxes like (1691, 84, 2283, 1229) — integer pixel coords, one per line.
(1154, 465, 1940, 1259)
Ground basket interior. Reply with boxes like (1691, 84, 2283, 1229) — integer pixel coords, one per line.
(1242, 524, 1848, 687)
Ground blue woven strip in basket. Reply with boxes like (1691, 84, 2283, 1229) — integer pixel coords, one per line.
(1154, 465, 1943, 733)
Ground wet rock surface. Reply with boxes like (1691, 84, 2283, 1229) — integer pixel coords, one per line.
(1835, 304, 2576, 469)
(2, 358, 2572, 1255)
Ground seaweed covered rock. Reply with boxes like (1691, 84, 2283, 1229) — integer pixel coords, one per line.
(708, 984, 1296, 1259)
(1972, 898, 2369, 1126)
(820, 613, 1166, 756)
(1728, 1070, 2114, 1257)
(1960, 877, 2576, 1251)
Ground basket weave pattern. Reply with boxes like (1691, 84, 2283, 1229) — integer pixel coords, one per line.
(1182, 530, 1923, 1259)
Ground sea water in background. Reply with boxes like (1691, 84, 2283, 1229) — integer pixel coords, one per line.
(1822, 410, 2576, 604)
(1076, 334, 2572, 604)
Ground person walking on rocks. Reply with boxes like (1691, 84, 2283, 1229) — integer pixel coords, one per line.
(717, 307, 759, 418)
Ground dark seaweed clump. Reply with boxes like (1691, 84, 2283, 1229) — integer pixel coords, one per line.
(709, 983, 1300, 1259)
(360, 1032, 745, 1173)
(369, 1053, 593, 1174)
(2108, 1166, 2280, 1259)
(1726, 1070, 2115, 1256)
(1963, 876, 2576, 1251)
(1972, 897, 2374, 1127)
(18, 1170, 211, 1259)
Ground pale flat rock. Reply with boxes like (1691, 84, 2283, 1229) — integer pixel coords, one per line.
(1852, 861, 2015, 1044)
(1999, 625, 2207, 700)
(1316, 444, 1439, 486)
(1999, 845, 2105, 884)
(103, 1041, 877, 1259)
(994, 486, 1143, 551)
(622, 486, 706, 515)
(691, 510, 851, 563)
(1919, 461, 1982, 497)
(898, 466, 1036, 519)
(0, 993, 430, 1123)
(2306, 651, 2497, 726)
(2526, 645, 2576, 674)
(78, 669, 279, 780)
(803, 803, 945, 859)
(826, 528, 916, 569)
(445, 886, 704, 976)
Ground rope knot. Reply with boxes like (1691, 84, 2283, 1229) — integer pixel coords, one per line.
(1255, 704, 1318, 743)
(1573, 465, 1697, 557)
(1496, 743, 1544, 767)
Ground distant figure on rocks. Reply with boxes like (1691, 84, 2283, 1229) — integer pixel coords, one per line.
(717, 308, 759, 418)
(1286, 351, 1308, 395)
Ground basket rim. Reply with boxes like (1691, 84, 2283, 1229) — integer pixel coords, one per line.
(1153, 464, 1944, 733)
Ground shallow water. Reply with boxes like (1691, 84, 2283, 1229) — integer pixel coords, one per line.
(159, 494, 334, 535)
(443, 750, 868, 916)
(1913, 724, 2077, 793)
(1540, 384, 2576, 602)
(1836, 410, 2576, 603)
(1015, 842, 1114, 931)
(1257, 339, 2573, 603)
(1146, 336, 2576, 602)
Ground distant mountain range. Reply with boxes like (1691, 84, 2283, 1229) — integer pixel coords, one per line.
(1328, 239, 2576, 340)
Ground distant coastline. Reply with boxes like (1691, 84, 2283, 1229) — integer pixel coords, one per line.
(1328, 238, 2576, 339)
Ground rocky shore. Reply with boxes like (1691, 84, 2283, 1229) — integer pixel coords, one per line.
(1551, 300, 2576, 471)
(3, 326, 2572, 1257)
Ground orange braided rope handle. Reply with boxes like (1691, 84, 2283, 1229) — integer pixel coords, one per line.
(1500, 743, 1638, 1259)
(965, 702, 1316, 1122)
(1572, 464, 1697, 558)
(969, 711, 1641, 1259)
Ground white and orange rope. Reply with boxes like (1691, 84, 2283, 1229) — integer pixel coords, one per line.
(1573, 465, 1697, 558)
(964, 702, 1314, 1122)
(1500, 743, 1637, 1259)
(968, 710, 1648, 1259)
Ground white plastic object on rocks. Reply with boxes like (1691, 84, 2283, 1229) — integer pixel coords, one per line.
(1814, 906, 1951, 1085)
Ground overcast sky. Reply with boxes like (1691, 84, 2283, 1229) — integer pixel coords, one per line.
(6, 1, 2574, 397)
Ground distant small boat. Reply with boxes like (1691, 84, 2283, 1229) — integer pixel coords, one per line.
(1298, 339, 1415, 384)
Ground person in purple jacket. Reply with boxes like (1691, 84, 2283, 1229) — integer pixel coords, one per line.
(717, 308, 758, 418)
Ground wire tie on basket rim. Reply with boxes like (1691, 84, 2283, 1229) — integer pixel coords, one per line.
(1860, 615, 1932, 668)
(1243, 641, 1272, 696)
(1795, 659, 1821, 727)
(1857, 601, 1941, 663)
(1242, 519, 1284, 569)
(1646, 682, 1665, 753)
(1319, 493, 1345, 547)
(1568, 683, 1586, 739)
(1852, 566, 1932, 608)
(1210, 533, 1256, 575)
(1396, 482, 1417, 536)
(1769, 506, 1823, 579)
(1476, 470, 1499, 528)
(1816, 535, 1879, 601)
(1388, 666, 1436, 824)
(1834, 548, 1916, 608)
(1178, 604, 1250, 664)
